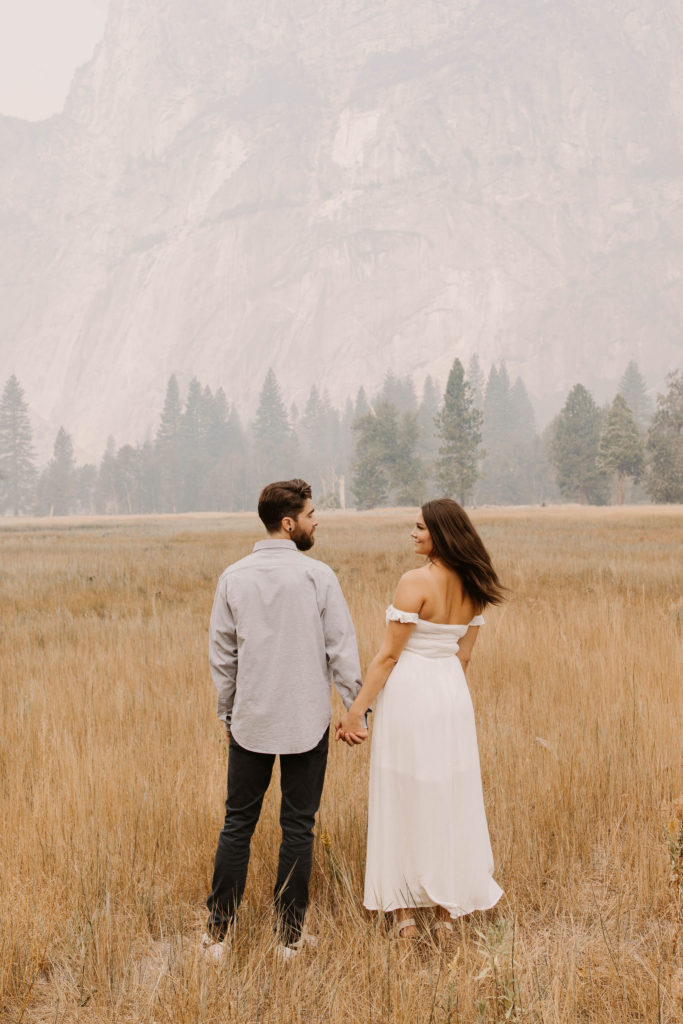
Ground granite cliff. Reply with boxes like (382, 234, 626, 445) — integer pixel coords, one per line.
(1, 0, 682, 456)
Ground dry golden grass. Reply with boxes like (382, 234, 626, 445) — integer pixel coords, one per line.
(0, 506, 681, 1023)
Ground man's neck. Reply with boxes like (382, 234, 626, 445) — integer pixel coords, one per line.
(266, 529, 293, 542)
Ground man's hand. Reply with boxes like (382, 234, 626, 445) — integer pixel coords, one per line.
(334, 710, 368, 746)
(223, 722, 230, 740)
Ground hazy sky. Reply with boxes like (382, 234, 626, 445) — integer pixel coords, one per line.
(0, 0, 107, 121)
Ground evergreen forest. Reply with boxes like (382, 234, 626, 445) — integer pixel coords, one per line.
(0, 361, 680, 516)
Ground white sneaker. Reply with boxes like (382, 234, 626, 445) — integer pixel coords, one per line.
(275, 943, 298, 962)
(200, 931, 230, 962)
(275, 931, 318, 962)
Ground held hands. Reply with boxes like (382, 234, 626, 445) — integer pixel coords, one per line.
(334, 709, 368, 746)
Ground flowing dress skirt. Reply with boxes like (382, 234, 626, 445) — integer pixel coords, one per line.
(363, 648, 503, 917)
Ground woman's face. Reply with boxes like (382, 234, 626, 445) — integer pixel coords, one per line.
(410, 510, 434, 558)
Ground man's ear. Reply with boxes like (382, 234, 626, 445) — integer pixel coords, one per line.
(281, 516, 295, 533)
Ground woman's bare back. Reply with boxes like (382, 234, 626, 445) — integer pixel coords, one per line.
(407, 562, 479, 625)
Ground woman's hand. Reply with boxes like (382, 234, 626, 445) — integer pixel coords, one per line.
(335, 576, 422, 747)
(334, 710, 368, 745)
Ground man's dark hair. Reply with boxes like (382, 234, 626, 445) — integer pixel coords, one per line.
(258, 479, 312, 533)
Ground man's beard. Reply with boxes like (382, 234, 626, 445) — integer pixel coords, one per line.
(292, 530, 314, 551)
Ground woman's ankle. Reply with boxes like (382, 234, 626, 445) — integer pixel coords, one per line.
(394, 912, 418, 938)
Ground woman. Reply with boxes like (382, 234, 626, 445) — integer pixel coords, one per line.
(336, 499, 505, 939)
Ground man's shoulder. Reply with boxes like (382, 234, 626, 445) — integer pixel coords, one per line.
(218, 549, 335, 576)
(217, 542, 339, 574)
(272, 551, 338, 584)
(303, 554, 338, 581)
(219, 551, 260, 580)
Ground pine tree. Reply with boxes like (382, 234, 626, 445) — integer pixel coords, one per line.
(155, 375, 183, 512)
(508, 377, 546, 504)
(113, 444, 144, 513)
(539, 421, 563, 503)
(354, 387, 370, 420)
(205, 388, 230, 461)
(466, 353, 485, 410)
(180, 377, 207, 511)
(138, 441, 159, 513)
(37, 427, 77, 515)
(351, 399, 424, 508)
(550, 384, 608, 504)
(201, 387, 230, 510)
(95, 436, 118, 513)
(645, 370, 683, 503)
(478, 364, 513, 503)
(223, 405, 248, 510)
(598, 393, 645, 504)
(0, 375, 36, 515)
(434, 358, 483, 504)
(417, 375, 441, 474)
(95, 438, 155, 515)
(301, 387, 342, 504)
(351, 405, 393, 509)
(393, 409, 425, 505)
(75, 464, 97, 515)
(378, 372, 417, 414)
(337, 398, 356, 506)
(618, 360, 653, 431)
(301, 385, 325, 480)
(252, 368, 295, 487)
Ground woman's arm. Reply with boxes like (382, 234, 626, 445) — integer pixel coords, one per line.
(335, 573, 424, 744)
(334, 622, 412, 742)
(456, 624, 480, 674)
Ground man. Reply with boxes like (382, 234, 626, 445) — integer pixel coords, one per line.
(203, 478, 365, 960)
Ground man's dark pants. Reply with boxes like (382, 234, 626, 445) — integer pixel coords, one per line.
(206, 728, 329, 947)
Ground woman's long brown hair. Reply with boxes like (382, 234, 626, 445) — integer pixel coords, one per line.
(421, 499, 507, 609)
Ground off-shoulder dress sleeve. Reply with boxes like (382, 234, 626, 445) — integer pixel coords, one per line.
(386, 604, 419, 625)
(468, 614, 485, 626)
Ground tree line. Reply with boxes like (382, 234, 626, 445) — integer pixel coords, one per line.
(0, 360, 680, 516)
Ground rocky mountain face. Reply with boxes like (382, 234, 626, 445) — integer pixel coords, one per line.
(1, 0, 682, 458)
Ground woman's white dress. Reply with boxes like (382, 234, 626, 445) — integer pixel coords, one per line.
(363, 605, 503, 918)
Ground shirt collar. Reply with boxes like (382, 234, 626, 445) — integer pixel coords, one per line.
(253, 539, 297, 552)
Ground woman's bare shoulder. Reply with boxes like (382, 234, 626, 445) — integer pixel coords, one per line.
(397, 566, 433, 588)
(392, 568, 432, 612)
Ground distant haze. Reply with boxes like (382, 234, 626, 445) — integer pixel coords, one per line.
(1, 0, 681, 459)
(0, 0, 107, 121)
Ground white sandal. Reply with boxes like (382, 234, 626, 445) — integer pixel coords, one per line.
(394, 916, 418, 939)
(432, 920, 453, 942)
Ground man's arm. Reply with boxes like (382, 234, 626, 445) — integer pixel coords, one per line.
(209, 575, 238, 731)
(321, 570, 364, 715)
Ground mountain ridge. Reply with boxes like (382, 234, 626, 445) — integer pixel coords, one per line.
(1, 0, 681, 458)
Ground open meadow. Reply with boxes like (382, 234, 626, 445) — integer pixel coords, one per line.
(0, 506, 681, 1024)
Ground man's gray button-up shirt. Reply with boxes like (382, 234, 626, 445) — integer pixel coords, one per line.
(209, 539, 362, 754)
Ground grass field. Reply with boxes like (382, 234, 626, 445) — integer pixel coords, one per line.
(0, 507, 681, 1023)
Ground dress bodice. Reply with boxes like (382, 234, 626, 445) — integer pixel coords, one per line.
(386, 604, 484, 659)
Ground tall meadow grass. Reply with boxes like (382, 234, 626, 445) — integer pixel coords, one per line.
(0, 507, 681, 1022)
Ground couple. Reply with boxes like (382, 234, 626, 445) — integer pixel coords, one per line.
(202, 478, 504, 960)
